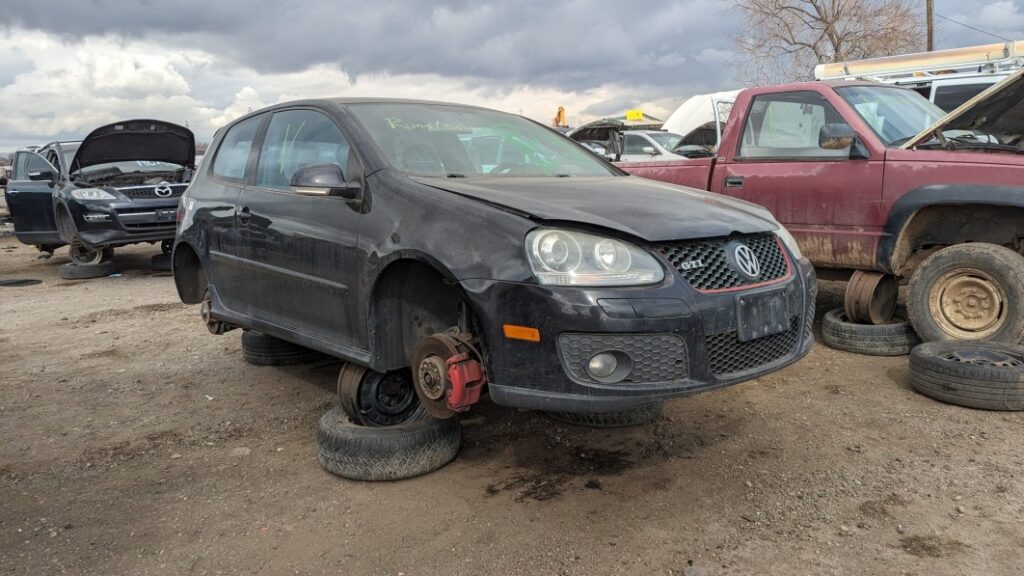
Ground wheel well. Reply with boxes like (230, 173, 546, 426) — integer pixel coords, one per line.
(172, 243, 206, 304)
(369, 260, 471, 371)
(891, 204, 1024, 276)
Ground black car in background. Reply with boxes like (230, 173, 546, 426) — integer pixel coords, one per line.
(5, 119, 195, 267)
(174, 98, 816, 430)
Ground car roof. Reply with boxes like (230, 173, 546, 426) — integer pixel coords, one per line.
(227, 97, 507, 127)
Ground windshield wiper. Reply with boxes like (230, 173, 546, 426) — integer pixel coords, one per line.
(554, 173, 572, 178)
(918, 137, 1023, 154)
(446, 173, 466, 178)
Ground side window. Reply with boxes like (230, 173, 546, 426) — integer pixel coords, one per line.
(13, 152, 56, 180)
(212, 114, 263, 181)
(932, 83, 992, 112)
(739, 92, 851, 159)
(255, 109, 350, 191)
(623, 134, 648, 155)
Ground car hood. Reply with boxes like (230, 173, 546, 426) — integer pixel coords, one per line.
(903, 68, 1024, 149)
(412, 175, 779, 242)
(70, 119, 196, 172)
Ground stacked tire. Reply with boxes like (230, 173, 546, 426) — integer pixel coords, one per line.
(909, 341, 1024, 411)
(821, 307, 920, 356)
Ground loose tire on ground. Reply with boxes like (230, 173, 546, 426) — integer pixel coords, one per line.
(821, 307, 920, 356)
(907, 243, 1024, 343)
(240, 331, 323, 366)
(151, 253, 172, 271)
(909, 341, 1024, 410)
(545, 401, 663, 428)
(58, 261, 116, 280)
(316, 406, 461, 481)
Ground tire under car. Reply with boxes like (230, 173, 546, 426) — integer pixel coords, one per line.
(909, 341, 1024, 411)
(240, 331, 324, 366)
(545, 400, 664, 428)
(58, 261, 116, 280)
(316, 406, 461, 481)
(821, 307, 920, 356)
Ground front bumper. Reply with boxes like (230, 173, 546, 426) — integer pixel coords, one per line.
(67, 199, 179, 248)
(462, 258, 816, 413)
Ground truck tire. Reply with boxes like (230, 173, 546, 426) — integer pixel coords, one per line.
(909, 341, 1024, 410)
(546, 401, 663, 428)
(317, 406, 461, 481)
(58, 261, 115, 280)
(908, 243, 1024, 344)
(821, 307, 920, 356)
(240, 331, 323, 366)
(151, 253, 172, 271)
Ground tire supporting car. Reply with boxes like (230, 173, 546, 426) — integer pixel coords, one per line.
(151, 253, 172, 272)
(316, 406, 461, 481)
(58, 261, 116, 280)
(909, 341, 1024, 410)
(545, 400, 664, 428)
(240, 331, 323, 366)
(907, 243, 1024, 343)
(821, 307, 920, 356)
(338, 364, 429, 427)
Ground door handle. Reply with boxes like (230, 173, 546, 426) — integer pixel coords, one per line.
(724, 176, 744, 188)
(237, 207, 252, 224)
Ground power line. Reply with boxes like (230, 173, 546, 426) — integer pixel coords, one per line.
(935, 13, 1012, 42)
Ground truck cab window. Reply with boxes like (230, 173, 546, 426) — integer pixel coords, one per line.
(740, 92, 851, 160)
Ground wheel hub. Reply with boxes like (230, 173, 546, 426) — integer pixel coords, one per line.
(931, 269, 1006, 338)
(417, 355, 448, 401)
(411, 332, 469, 419)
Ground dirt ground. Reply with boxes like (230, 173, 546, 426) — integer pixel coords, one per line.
(1, 241, 1022, 576)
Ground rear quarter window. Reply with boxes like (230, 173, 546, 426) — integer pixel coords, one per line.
(212, 115, 264, 181)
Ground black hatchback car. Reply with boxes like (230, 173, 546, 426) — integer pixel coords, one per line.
(5, 119, 195, 265)
(174, 99, 815, 423)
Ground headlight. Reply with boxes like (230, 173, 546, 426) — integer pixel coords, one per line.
(775, 226, 803, 260)
(526, 228, 664, 286)
(70, 188, 117, 201)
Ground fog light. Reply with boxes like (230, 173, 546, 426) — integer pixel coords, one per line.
(83, 212, 110, 222)
(588, 353, 618, 379)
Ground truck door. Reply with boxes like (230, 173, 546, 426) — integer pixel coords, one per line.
(714, 90, 884, 269)
(5, 151, 61, 247)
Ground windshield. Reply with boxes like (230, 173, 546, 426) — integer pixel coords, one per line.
(646, 132, 683, 150)
(836, 85, 945, 146)
(347, 103, 618, 177)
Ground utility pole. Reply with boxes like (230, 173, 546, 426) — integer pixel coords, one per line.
(926, 0, 934, 51)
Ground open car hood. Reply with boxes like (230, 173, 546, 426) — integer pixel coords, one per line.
(902, 68, 1024, 149)
(70, 119, 196, 172)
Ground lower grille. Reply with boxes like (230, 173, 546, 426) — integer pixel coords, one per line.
(559, 333, 688, 384)
(706, 316, 801, 377)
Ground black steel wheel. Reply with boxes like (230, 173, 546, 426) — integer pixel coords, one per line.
(161, 239, 173, 256)
(910, 341, 1024, 410)
(339, 364, 429, 427)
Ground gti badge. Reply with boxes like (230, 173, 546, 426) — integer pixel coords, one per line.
(154, 182, 174, 197)
(733, 244, 761, 279)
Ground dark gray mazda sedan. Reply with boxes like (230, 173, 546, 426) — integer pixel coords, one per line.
(174, 98, 815, 426)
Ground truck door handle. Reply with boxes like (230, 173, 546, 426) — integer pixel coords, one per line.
(724, 176, 744, 188)
(237, 207, 252, 224)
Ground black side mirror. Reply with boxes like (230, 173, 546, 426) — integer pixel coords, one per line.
(819, 123, 856, 150)
(289, 163, 360, 199)
(28, 170, 55, 182)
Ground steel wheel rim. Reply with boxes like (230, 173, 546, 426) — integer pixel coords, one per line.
(357, 370, 420, 426)
(929, 268, 1006, 339)
(69, 244, 103, 266)
(940, 349, 1024, 368)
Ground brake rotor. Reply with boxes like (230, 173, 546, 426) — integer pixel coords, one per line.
(412, 332, 465, 419)
(844, 270, 898, 325)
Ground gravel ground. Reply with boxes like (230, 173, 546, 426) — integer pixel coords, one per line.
(1, 240, 1022, 576)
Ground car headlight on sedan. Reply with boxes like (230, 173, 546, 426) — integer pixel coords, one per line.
(526, 228, 664, 286)
(775, 225, 803, 260)
(70, 188, 117, 201)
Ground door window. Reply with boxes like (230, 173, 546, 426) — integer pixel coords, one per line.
(212, 114, 264, 181)
(740, 92, 851, 159)
(623, 134, 649, 155)
(12, 151, 56, 180)
(255, 109, 350, 190)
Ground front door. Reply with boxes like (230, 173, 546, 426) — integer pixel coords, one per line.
(5, 151, 61, 246)
(714, 91, 884, 269)
(240, 108, 365, 351)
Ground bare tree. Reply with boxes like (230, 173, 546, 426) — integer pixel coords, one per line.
(731, 0, 925, 85)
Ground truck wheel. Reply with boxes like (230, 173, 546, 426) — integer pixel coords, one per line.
(546, 401, 663, 428)
(908, 243, 1024, 343)
(821, 307, 920, 356)
(910, 341, 1024, 410)
(58, 261, 115, 280)
(317, 406, 460, 481)
(338, 364, 429, 427)
(240, 331, 323, 366)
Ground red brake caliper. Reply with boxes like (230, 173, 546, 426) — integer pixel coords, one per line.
(445, 352, 486, 412)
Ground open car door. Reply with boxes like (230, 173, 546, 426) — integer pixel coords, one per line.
(5, 150, 61, 247)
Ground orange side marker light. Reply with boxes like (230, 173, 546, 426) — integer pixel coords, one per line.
(503, 324, 541, 342)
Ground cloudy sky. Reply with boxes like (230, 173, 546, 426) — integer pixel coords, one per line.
(0, 0, 1021, 152)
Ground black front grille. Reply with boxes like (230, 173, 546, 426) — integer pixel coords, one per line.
(559, 333, 688, 384)
(655, 233, 789, 291)
(706, 316, 800, 377)
(118, 185, 186, 200)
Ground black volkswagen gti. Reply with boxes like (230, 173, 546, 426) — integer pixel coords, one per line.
(5, 119, 195, 266)
(173, 99, 816, 424)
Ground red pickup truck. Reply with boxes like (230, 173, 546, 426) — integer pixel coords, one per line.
(621, 70, 1024, 343)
